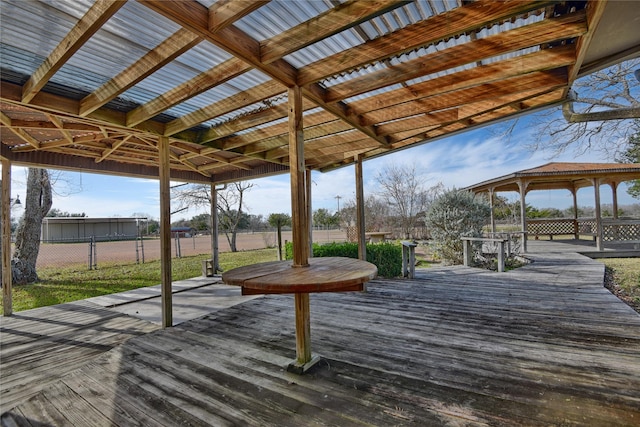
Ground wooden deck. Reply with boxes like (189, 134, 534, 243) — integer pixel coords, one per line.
(2, 241, 640, 426)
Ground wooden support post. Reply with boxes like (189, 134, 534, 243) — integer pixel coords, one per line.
(463, 239, 472, 267)
(159, 136, 172, 327)
(518, 180, 528, 253)
(571, 187, 579, 239)
(355, 154, 366, 261)
(2, 159, 12, 316)
(211, 184, 220, 273)
(611, 181, 619, 219)
(497, 241, 505, 273)
(593, 178, 603, 251)
(287, 85, 320, 372)
(288, 85, 309, 268)
(306, 168, 313, 257)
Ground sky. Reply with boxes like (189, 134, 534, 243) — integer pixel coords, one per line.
(3, 114, 638, 222)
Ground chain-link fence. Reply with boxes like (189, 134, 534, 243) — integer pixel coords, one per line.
(30, 228, 347, 270)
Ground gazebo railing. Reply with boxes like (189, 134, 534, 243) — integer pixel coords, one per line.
(526, 218, 640, 244)
(526, 218, 597, 239)
(602, 219, 640, 242)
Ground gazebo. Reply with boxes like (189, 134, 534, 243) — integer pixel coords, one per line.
(465, 162, 640, 251)
(2, 1, 640, 323)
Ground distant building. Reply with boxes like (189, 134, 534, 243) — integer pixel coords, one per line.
(171, 226, 196, 238)
(41, 217, 145, 243)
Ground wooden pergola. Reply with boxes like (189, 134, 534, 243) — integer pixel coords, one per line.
(465, 162, 640, 251)
(2, 1, 640, 323)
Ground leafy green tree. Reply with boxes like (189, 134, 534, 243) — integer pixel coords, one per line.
(268, 213, 291, 260)
(190, 213, 211, 232)
(313, 208, 339, 228)
(425, 189, 490, 265)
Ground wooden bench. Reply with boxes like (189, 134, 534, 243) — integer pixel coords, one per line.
(461, 237, 509, 272)
(401, 241, 418, 279)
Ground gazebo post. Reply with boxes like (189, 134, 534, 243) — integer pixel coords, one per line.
(517, 180, 528, 253)
(610, 181, 619, 219)
(593, 178, 604, 251)
(571, 187, 579, 239)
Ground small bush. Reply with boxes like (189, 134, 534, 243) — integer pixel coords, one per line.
(285, 241, 402, 277)
(425, 188, 490, 265)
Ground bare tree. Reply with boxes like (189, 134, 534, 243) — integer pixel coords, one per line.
(375, 163, 431, 238)
(516, 59, 640, 158)
(12, 168, 52, 284)
(172, 181, 254, 252)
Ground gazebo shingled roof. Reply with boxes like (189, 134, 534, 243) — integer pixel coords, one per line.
(465, 162, 640, 194)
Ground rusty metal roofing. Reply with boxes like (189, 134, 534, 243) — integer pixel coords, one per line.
(1, 1, 639, 184)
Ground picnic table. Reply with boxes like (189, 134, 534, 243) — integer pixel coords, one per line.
(365, 231, 390, 243)
(222, 256, 377, 373)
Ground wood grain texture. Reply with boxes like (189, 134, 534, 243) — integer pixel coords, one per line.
(222, 257, 378, 294)
(3, 242, 639, 425)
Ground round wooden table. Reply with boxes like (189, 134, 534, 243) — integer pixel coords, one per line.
(222, 256, 377, 373)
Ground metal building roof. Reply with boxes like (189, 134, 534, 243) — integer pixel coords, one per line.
(1, 0, 639, 184)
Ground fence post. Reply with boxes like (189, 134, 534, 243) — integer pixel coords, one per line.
(174, 234, 181, 258)
(135, 233, 140, 264)
(88, 236, 97, 270)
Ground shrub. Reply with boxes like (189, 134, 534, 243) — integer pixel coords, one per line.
(285, 241, 402, 278)
(425, 188, 490, 265)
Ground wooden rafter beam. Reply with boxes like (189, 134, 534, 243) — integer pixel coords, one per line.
(139, 0, 392, 147)
(208, 0, 270, 33)
(198, 99, 314, 144)
(324, 10, 587, 104)
(21, 0, 126, 103)
(47, 115, 75, 145)
(96, 135, 133, 163)
(127, 58, 251, 127)
(219, 109, 337, 151)
(164, 80, 285, 136)
(297, 0, 556, 86)
(0, 112, 40, 149)
(349, 44, 576, 117)
(79, 28, 201, 116)
(361, 69, 568, 126)
(260, 0, 406, 65)
(565, 0, 608, 96)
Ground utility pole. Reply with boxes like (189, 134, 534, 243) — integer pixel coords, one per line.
(335, 195, 341, 213)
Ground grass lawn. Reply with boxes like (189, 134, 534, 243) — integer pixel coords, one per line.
(601, 258, 640, 313)
(1, 248, 278, 315)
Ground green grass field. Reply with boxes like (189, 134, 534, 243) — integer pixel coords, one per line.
(1, 248, 278, 314)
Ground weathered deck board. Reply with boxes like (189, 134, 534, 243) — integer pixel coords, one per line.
(0, 300, 159, 412)
(2, 242, 639, 426)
